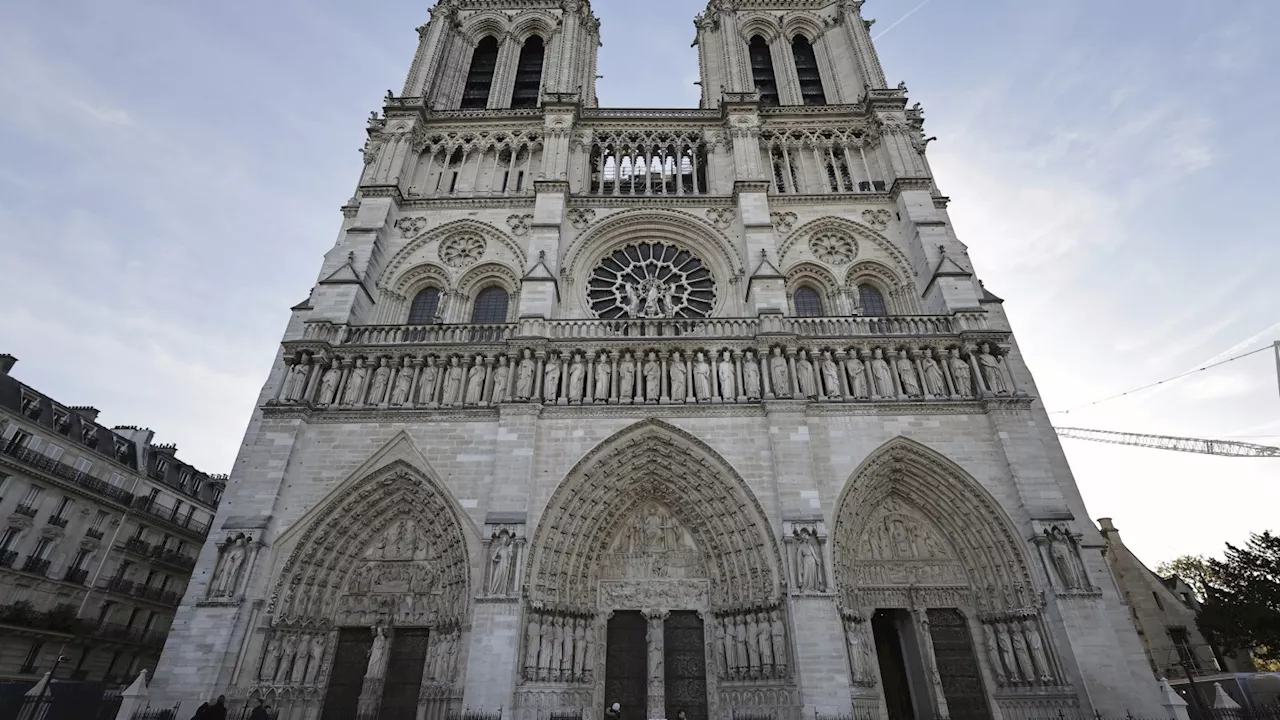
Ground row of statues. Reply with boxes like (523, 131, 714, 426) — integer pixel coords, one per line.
(523, 613, 595, 683)
(259, 631, 328, 686)
(275, 343, 1019, 408)
(983, 618, 1056, 686)
(712, 609, 789, 681)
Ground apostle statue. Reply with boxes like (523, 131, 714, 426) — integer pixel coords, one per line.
(618, 352, 636, 401)
(465, 357, 487, 405)
(978, 343, 1010, 395)
(390, 358, 413, 405)
(368, 357, 392, 404)
(921, 350, 947, 397)
(318, 363, 341, 406)
(896, 352, 921, 397)
(544, 353, 562, 403)
(594, 353, 612, 402)
(717, 351, 736, 400)
(418, 358, 439, 405)
(949, 348, 973, 398)
(567, 353, 586, 402)
(515, 349, 535, 400)
(491, 355, 510, 403)
(871, 349, 894, 398)
(693, 352, 712, 401)
(644, 353, 661, 402)
(769, 347, 790, 398)
(796, 350, 817, 399)
(742, 350, 761, 400)
(669, 352, 687, 401)
(820, 351, 841, 399)
(342, 357, 368, 405)
(847, 354, 870, 399)
(441, 356, 464, 407)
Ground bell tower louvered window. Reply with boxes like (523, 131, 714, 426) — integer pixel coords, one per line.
(792, 36, 827, 105)
(511, 36, 545, 108)
(749, 36, 779, 107)
(461, 36, 499, 109)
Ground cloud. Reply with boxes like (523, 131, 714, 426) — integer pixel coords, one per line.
(68, 97, 134, 126)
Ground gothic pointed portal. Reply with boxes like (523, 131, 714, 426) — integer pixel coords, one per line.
(517, 419, 796, 720)
(833, 438, 1071, 719)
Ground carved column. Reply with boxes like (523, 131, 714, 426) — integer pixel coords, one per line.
(408, 357, 424, 409)
(533, 352, 546, 402)
(911, 608, 950, 719)
(659, 351, 670, 404)
(643, 609, 669, 719)
(786, 349, 801, 397)
(733, 350, 746, 403)
(887, 350, 906, 400)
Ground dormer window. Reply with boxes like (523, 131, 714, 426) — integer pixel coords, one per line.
(82, 426, 99, 448)
(20, 394, 40, 420)
(53, 411, 71, 435)
(179, 471, 191, 492)
(114, 439, 130, 461)
(155, 458, 169, 477)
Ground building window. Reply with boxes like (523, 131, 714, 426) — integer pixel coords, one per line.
(21, 485, 43, 507)
(109, 473, 125, 488)
(1169, 627, 1199, 671)
(212, 486, 223, 505)
(748, 36, 779, 106)
(792, 35, 827, 105)
(53, 496, 73, 520)
(460, 36, 500, 109)
(20, 641, 42, 674)
(408, 288, 442, 325)
(793, 287, 824, 317)
(70, 550, 90, 571)
(74, 457, 93, 475)
(192, 477, 205, 496)
(0, 528, 18, 552)
(44, 444, 64, 462)
(858, 285, 888, 316)
(91, 511, 108, 532)
(32, 537, 53, 560)
(511, 35, 545, 108)
(178, 471, 191, 492)
(20, 394, 41, 420)
(470, 287, 510, 325)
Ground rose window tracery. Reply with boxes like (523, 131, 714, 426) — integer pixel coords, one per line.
(438, 233, 486, 268)
(810, 232, 857, 265)
(587, 242, 715, 319)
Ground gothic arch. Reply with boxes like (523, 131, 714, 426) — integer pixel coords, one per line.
(738, 14, 782, 43)
(525, 419, 783, 613)
(268, 455, 474, 630)
(390, 262, 451, 297)
(780, 13, 826, 43)
(781, 216, 914, 287)
(510, 12, 556, 43)
(562, 209, 741, 318)
(832, 437, 1037, 616)
(460, 12, 510, 45)
(784, 261, 841, 314)
(380, 218, 528, 288)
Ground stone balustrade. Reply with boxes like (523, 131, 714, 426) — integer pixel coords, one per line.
(274, 312, 1023, 412)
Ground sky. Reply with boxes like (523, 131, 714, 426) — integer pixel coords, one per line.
(0, 0, 1276, 567)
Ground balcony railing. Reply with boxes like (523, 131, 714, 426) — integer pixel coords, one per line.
(0, 443, 135, 505)
(47, 515, 68, 528)
(0, 605, 168, 647)
(85, 528, 105, 541)
(0, 550, 16, 568)
(100, 577, 183, 606)
(122, 537, 153, 556)
(64, 568, 89, 585)
(21, 557, 51, 575)
(130, 497, 209, 537)
(150, 547, 197, 571)
(14, 503, 37, 518)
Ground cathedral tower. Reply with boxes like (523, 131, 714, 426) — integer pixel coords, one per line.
(151, 2, 1165, 719)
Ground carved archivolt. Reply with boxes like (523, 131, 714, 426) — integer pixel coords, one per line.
(780, 216, 913, 285)
(832, 437, 1037, 617)
(268, 460, 471, 630)
(524, 419, 782, 613)
(380, 218, 528, 289)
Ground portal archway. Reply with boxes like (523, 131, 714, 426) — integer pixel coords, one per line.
(832, 438, 1073, 720)
(519, 420, 795, 720)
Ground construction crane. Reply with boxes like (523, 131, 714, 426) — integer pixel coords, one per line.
(1054, 427, 1280, 458)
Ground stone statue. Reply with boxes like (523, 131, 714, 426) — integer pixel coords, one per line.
(1011, 623, 1035, 683)
(718, 351, 736, 399)
(844, 616, 865, 683)
(662, 284, 677, 318)
(922, 351, 946, 396)
(796, 350, 817, 399)
(441, 357, 464, 407)
(291, 635, 311, 684)
(1025, 619, 1053, 682)
(756, 611, 774, 674)
(820, 351, 841, 399)
(770, 347, 790, 397)
(572, 618, 587, 676)
(949, 348, 973, 397)
(713, 620, 728, 676)
(669, 352, 687, 400)
(342, 358, 368, 404)
(366, 626, 389, 679)
(978, 343, 1009, 394)
(643, 282, 662, 317)
(594, 354, 611, 402)
(318, 364, 340, 405)
(769, 610, 787, 674)
(544, 354, 562, 403)
(515, 350, 535, 400)
(488, 534, 513, 595)
(280, 635, 298, 682)
(369, 357, 392, 404)
(847, 355, 870, 399)
(871, 349, 894, 398)
(643, 353, 660, 401)
(547, 616, 563, 676)
(984, 624, 1006, 684)
(896, 353, 921, 397)
(419, 359, 439, 404)
(283, 357, 310, 403)
(742, 350, 761, 400)
(582, 620, 595, 678)
(561, 616, 575, 678)
(692, 352, 711, 400)
(744, 613, 760, 674)
(625, 283, 641, 318)
(1049, 530, 1083, 589)
(465, 358, 486, 405)
(524, 615, 542, 678)
(212, 536, 247, 597)
(306, 633, 326, 684)
(996, 623, 1021, 682)
(796, 532, 823, 592)
(261, 635, 282, 681)
(723, 617, 739, 671)
(568, 353, 586, 402)
(618, 352, 635, 400)
(390, 359, 412, 405)
(491, 356, 510, 402)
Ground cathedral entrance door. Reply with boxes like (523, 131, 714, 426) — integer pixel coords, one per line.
(321, 628, 374, 720)
(926, 609, 992, 720)
(663, 611, 708, 720)
(379, 628, 431, 720)
(605, 611, 648, 720)
(872, 611, 916, 720)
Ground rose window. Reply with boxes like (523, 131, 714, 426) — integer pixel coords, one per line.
(809, 232, 857, 265)
(588, 242, 715, 319)
(439, 233, 486, 268)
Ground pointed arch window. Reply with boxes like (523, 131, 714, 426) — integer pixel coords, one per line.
(749, 36, 779, 107)
(461, 36, 500, 109)
(793, 287, 824, 317)
(470, 286, 510, 324)
(859, 285, 888, 316)
(792, 35, 827, 105)
(511, 36, 545, 108)
(408, 287, 442, 324)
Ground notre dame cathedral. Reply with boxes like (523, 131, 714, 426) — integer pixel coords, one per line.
(150, 2, 1166, 719)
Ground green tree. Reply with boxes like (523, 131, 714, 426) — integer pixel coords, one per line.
(1194, 532, 1280, 666)
(1156, 555, 1219, 601)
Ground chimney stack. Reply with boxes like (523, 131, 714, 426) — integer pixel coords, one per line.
(71, 406, 101, 423)
(0, 354, 16, 375)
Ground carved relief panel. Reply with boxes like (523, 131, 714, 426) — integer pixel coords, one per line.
(600, 501, 707, 582)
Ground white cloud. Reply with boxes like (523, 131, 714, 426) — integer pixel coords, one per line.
(68, 97, 134, 126)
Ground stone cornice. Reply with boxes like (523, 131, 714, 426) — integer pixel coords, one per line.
(565, 195, 735, 209)
(401, 196, 537, 211)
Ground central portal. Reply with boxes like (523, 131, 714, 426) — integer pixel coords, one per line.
(605, 611, 648, 720)
(664, 611, 708, 720)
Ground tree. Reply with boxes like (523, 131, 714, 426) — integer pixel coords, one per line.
(1192, 532, 1280, 666)
(1156, 555, 1218, 601)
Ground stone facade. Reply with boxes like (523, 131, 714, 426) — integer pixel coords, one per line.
(151, 1, 1164, 718)
(0, 355, 224, 684)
